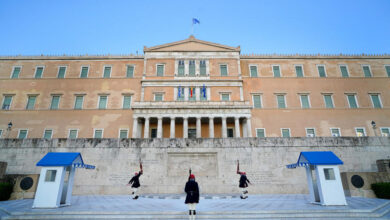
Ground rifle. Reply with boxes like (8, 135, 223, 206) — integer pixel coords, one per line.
(237, 160, 240, 174)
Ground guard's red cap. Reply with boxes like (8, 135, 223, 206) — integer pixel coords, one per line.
(190, 174, 195, 179)
(135, 172, 138, 175)
(242, 172, 246, 175)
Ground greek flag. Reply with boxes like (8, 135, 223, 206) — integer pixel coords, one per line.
(178, 85, 181, 98)
(192, 18, 200, 24)
(202, 84, 206, 98)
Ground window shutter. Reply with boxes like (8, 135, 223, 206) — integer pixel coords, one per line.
(123, 96, 131, 109)
(257, 129, 265, 137)
(44, 130, 52, 139)
(58, 67, 66, 78)
(35, 67, 43, 78)
(295, 66, 303, 77)
(253, 95, 262, 108)
(381, 128, 389, 137)
(300, 95, 310, 108)
(189, 60, 195, 76)
(324, 95, 334, 108)
(200, 60, 206, 76)
(50, 96, 60, 110)
(80, 67, 89, 78)
(69, 130, 77, 138)
(94, 130, 103, 138)
(104, 67, 111, 78)
(18, 130, 27, 139)
(120, 130, 128, 138)
(282, 129, 290, 137)
(318, 66, 326, 77)
(363, 66, 372, 77)
(157, 65, 164, 76)
(75, 96, 83, 109)
(273, 66, 281, 77)
(277, 95, 286, 108)
(250, 66, 258, 77)
(340, 66, 349, 77)
(126, 66, 134, 78)
(347, 95, 357, 108)
(371, 95, 382, 108)
(26, 96, 36, 110)
(12, 67, 21, 78)
(386, 66, 390, 77)
(99, 96, 107, 109)
(3, 96, 12, 109)
(220, 65, 227, 76)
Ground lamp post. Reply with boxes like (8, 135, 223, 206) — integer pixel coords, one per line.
(7, 121, 12, 138)
(371, 121, 377, 137)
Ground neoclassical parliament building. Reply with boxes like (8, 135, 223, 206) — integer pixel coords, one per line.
(1, 36, 390, 139)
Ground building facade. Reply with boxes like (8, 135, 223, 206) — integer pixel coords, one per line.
(1, 36, 390, 139)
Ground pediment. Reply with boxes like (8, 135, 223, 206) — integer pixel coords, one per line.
(144, 36, 240, 52)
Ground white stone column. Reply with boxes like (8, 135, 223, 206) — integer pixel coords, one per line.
(132, 117, 138, 138)
(207, 88, 211, 101)
(195, 87, 200, 101)
(222, 117, 227, 138)
(144, 117, 150, 138)
(240, 86, 244, 101)
(196, 117, 201, 138)
(195, 60, 200, 76)
(157, 117, 163, 138)
(209, 117, 214, 138)
(170, 117, 175, 138)
(184, 60, 189, 76)
(183, 117, 188, 138)
(242, 120, 247, 137)
(234, 117, 241, 138)
(246, 117, 252, 137)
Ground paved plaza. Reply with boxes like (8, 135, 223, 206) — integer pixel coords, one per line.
(0, 194, 390, 219)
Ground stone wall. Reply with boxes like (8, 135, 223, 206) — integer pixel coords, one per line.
(0, 137, 389, 195)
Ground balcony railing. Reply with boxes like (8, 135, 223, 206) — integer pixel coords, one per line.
(132, 101, 251, 109)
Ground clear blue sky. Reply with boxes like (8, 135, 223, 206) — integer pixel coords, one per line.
(0, 0, 389, 55)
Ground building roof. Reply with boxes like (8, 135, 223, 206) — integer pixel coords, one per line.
(36, 152, 83, 166)
(286, 151, 343, 169)
(144, 35, 240, 52)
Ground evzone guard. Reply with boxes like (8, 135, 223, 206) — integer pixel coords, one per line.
(127, 160, 143, 200)
(185, 169, 199, 220)
(237, 160, 251, 199)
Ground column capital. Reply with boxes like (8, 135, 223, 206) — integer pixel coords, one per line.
(157, 116, 163, 120)
(170, 116, 176, 120)
(133, 116, 138, 120)
(235, 116, 240, 120)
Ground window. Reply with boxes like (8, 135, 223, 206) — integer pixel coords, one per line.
(26, 95, 37, 110)
(252, 95, 262, 108)
(123, 95, 132, 109)
(339, 65, 349, 77)
(2, 96, 13, 110)
(50, 95, 60, 110)
(281, 128, 290, 137)
(69, 129, 78, 138)
(35, 66, 44, 78)
(177, 87, 185, 101)
(188, 128, 196, 138)
(154, 93, 163, 101)
(220, 64, 228, 76)
(43, 129, 53, 139)
(80, 66, 89, 78)
(103, 66, 111, 78)
(200, 86, 207, 101)
(355, 128, 366, 137)
(256, 128, 265, 137)
(57, 66, 66, 78)
(295, 65, 304, 77)
(189, 88, 196, 101)
(221, 93, 230, 101)
(74, 96, 84, 109)
(189, 60, 196, 76)
(272, 65, 281, 77)
(200, 60, 206, 76)
(126, 65, 134, 78)
(331, 128, 341, 137)
(45, 170, 57, 182)
(178, 60, 185, 76)
(11, 66, 21, 78)
(386, 65, 390, 77)
(227, 128, 234, 138)
(306, 128, 316, 137)
(347, 94, 358, 108)
(119, 129, 128, 138)
(324, 168, 335, 180)
(151, 128, 157, 138)
(317, 65, 326, 77)
(94, 129, 103, 138)
(362, 65, 372, 77)
(370, 94, 382, 108)
(380, 128, 390, 137)
(156, 64, 164, 76)
(98, 95, 108, 109)
(277, 95, 286, 109)
(323, 94, 334, 108)
(18, 129, 28, 139)
(300, 95, 310, 109)
(250, 65, 258, 77)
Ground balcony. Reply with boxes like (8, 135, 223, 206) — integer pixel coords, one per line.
(132, 101, 251, 109)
